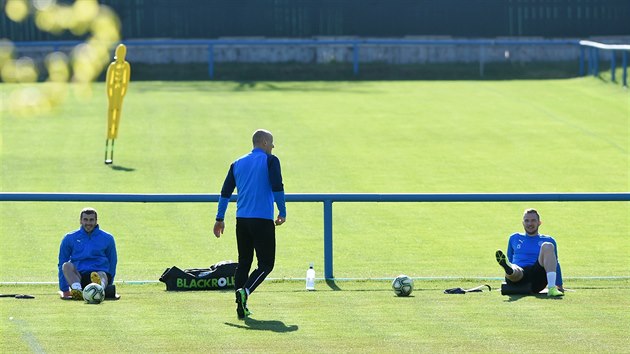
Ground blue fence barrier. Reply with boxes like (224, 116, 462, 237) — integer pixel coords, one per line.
(579, 40, 630, 87)
(2, 192, 629, 279)
(14, 38, 630, 81)
(15, 38, 582, 79)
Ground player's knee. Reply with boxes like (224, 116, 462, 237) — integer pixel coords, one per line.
(541, 242, 555, 253)
(61, 262, 74, 271)
(266, 263, 275, 274)
(260, 261, 274, 274)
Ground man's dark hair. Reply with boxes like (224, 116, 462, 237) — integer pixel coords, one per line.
(523, 208, 540, 220)
(80, 207, 98, 219)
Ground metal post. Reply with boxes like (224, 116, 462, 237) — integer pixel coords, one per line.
(352, 42, 359, 76)
(578, 44, 584, 76)
(622, 51, 628, 87)
(588, 47, 595, 76)
(594, 48, 599, 76)
(479, 45, 485, 78)
(208, 44, 214, 79)
(611, 50, 616, 83)
(323, 200, 333, 279)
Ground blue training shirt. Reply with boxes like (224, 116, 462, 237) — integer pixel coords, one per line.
(216, 148, 285, 221)
(506, 233, 563, 286)
(57, 225, 117, 291)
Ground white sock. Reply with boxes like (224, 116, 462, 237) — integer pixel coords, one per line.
(546, 272, 557, 289)
(97, 274, 105, 288)
(71, 282, 82, 290)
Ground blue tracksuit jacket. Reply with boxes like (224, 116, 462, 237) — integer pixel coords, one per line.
(216, 147, 286, 220)
(57, 225, 117, 291)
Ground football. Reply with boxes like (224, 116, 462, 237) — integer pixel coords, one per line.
(83, 283, 105, 304)
(392, 274, 413, 297)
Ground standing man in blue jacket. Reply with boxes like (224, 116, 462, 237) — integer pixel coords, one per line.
(214, 129, 287, 319)
(496, 208, 564, 297)
(58, 208, 117, 300)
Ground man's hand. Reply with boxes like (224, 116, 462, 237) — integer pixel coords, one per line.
(275, 215, 286, 226)
(213, 221, 225, 238)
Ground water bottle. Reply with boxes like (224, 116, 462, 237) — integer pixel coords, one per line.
(306, 262, 315, 291)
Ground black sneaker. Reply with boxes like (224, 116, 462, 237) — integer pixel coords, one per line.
(495, 249, 513, 275)
(235, 288, 251, 319)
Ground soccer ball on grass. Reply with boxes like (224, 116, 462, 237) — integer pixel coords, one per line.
(83, 283, 105, 304)
(392, 274, 413, 297)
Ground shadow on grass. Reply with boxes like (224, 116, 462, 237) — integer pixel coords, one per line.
(325, 279, 342, 291)
(281, 287, 460, 293)
(124, 62, 581, 82)
(224, 318, 298, 332)
(504, 293, 564, 302)
(107, 165, 136, 172)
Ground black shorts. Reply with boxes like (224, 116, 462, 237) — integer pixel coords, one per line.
(508, 261, 547, 293)
(79, 272, 112, 288)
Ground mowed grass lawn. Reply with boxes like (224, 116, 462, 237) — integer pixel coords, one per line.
(1, 279, 629, 353)
(0, 79, 628, 352)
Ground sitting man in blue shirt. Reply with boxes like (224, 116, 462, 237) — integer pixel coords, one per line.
(496, 208, 564, 297)
(58, 208, 118, 300)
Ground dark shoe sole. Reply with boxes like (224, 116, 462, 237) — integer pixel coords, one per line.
(236, 306, 245, 320)
(495, 250, 506, 265)
(495, 250, 513, 274)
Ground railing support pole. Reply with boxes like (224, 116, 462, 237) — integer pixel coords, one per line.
(594, 48, 599, 76)
(622, 51, 628, 87)
(580, 45, 585, 76)
(323, 200, 334, 279)
(479, 45, 485, 78)
(208, 44, 214, 79)
(352, 42, 359, 76)
(611, 50, 616, 82)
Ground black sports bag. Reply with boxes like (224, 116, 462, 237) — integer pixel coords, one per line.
(159, 260, 237, 291)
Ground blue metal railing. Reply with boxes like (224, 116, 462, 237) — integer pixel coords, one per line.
(14, 38, 580, 79)
(14, 38, 630, 83)
(579, 40, 630, 87)
(2, 192, 629, 279)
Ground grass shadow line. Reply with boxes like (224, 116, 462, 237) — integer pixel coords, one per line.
(325, 279, 342, 291)
(224, 318, 298, 333)
(504, 293, 565, 302)
(108, 165, 136, 172)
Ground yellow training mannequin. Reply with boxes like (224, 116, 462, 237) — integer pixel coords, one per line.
(104, 44, 130, 164)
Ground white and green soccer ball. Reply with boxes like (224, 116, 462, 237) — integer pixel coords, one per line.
(392, 274, 413, 297)
(83, 283, 105, 304)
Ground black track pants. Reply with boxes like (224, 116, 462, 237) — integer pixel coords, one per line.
(234, 217, 276, 294)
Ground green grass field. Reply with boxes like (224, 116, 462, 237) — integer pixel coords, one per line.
(1, 78, 629, 352)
